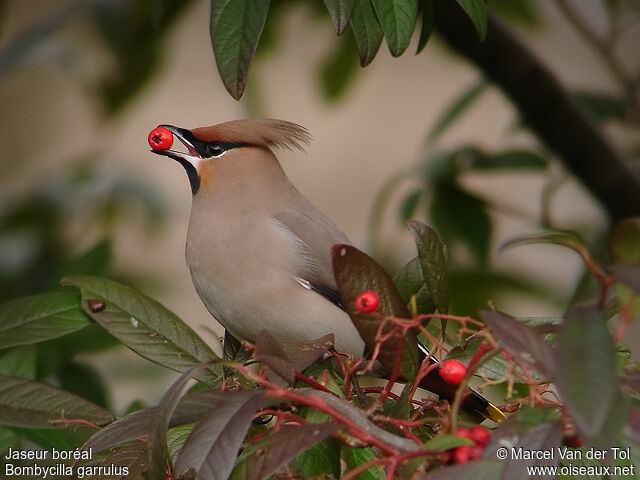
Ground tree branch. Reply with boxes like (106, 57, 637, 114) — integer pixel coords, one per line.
(433, 0, 640, 221)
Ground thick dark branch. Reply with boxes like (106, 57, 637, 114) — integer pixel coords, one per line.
(433, 0, 640, 221)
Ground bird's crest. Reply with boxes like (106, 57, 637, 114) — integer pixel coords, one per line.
(190, 119, 311, 151)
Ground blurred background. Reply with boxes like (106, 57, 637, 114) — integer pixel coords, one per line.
(1, 0, 639, 412)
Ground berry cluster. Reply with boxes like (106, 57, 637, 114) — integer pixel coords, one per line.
(450, 425, 491, 464)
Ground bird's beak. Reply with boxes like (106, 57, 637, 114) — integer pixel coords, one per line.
(150, 124, 203, 167)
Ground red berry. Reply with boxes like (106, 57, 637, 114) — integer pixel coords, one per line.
(469, 445, 484, 460)
(355, 291, 379, 313)
(439, 359, 467, 385)
(469, 425, 490, 446)
(455, 427, 471, 439)
(148, 126, 173, 151)
(453, 446, 470, 464)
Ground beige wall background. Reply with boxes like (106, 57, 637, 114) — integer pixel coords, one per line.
(1, 0, 637, 410)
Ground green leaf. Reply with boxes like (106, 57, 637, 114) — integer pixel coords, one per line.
(246, 424, 344, 480)
(0, 345, 36, 379)
(323, 0, 356, 34)
(423, 433, 473, 451)
(332, 245, 421, 380)
(610, 218, 640, 265)
(575, 91, 627, 122)
(0, 292, 90, 349)
(393, 257, 436, 314)
(342, 447, 385, 480)
(209, 0, 270, 100)
(167, 423, 195, 467)
(454, 0, 488, 40)
(174, 391, 264, 480)
(58, 360, 109, 408)
(0, 376, 112, 428)
(399, 189, 423, 224)
(468, 149, 547, 170)
(318, 31, 360, 100)
(430, 184, 492, 266)
(553, 307, 617, 439)
(371, 0, 418, 57)
(428, 81, 486, 143)
(408, 221, 449, 314)
(349, 0, 384, 66)
(294, 436, 341, 478)
(62, 275, 221, 386)
(416, 0, 434, 53)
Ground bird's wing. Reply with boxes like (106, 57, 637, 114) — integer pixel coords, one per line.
(272, 208, 350, 306)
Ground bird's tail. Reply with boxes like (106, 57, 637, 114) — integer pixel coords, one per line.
(417, 344, 506, 423)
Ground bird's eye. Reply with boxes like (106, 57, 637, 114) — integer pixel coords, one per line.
(205, 142, 226, 158)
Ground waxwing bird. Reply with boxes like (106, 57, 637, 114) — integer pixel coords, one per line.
(150, 118, 504, 423)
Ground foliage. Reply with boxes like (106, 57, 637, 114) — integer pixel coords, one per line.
(0, 219, 638, 479)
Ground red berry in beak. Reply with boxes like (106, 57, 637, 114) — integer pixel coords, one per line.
(439, 359, 467, 385)
(355, 291, 380, 313)
(148, 126, 173, 151)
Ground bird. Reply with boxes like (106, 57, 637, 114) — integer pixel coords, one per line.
(150, 118, 505, 423)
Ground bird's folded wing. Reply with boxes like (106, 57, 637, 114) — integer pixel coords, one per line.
(272, 209, 350, 307)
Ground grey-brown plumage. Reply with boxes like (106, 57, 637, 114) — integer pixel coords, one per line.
(152, 119, 364, 356)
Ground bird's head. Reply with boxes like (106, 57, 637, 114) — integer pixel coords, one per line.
(149, 118, 311, 195)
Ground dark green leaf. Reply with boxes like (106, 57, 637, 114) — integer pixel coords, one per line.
(0, 292, 89, 349)
(148, 365, 203, 480)
(428, 82, 486, 143)
(416, 0, 434, 53)
(455, 0, 488, 40)
(371, 0, 419, 57)
(62, 275, 221, 386)
(209, 0, 270, 99)
(575, 91, 627, 122)
(393, 257, 436, 314)
(480, 310, 553, 378)
(0, 345, 36, 379)
(174, 391, 264, 480)
(294, 436, 341, 478)
(323, 0, 356, 34)
(0, 376, 112, 428)
(423, 434, 473, 451)
(553, 307, 617, 438)
(342, 447, 385, 480)
(332, 245, 421, 380)
(610, 218, 640, 265)
(429, 460, 503, 479)
(399, 189, 422, 224)
(408, 221, 449, 313)
(246, 423, 343, 480)
(469, 150, 547, 170)
(58, 360, 109, 408)
(224, 329, 248, 363)
(430, 184, 492, 266)
(318, 31, 360, 100)
(349, 0, 384, 66)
